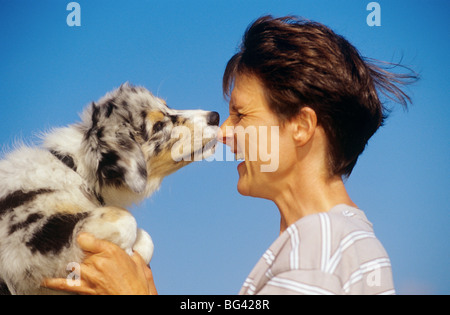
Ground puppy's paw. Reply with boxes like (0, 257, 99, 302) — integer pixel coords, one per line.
(133, 228, 154, 265)
(83, 207, 137, 254)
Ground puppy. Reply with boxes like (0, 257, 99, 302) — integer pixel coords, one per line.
(0, 83, 219, 294)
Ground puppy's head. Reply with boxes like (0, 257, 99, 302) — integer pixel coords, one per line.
(79, 83, 219, 195)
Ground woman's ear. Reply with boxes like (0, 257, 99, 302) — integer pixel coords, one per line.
(290, 107, 318, 146)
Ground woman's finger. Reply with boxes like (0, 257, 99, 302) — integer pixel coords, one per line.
(131, 252, 158, 295)
(77, 233, 118, 255)
(41, 278, 96, 295)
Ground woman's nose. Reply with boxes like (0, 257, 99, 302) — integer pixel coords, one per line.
(218, 116, 234, 147)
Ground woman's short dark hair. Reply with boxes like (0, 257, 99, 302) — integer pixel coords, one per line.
(224, 15, 418, 177)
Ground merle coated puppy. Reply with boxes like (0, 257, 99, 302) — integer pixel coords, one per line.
(0, 84, 219, 294)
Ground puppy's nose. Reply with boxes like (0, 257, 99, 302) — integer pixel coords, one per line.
(207, 111, 220, 126)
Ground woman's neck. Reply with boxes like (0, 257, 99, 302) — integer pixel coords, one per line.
(273, 173, 356, 234)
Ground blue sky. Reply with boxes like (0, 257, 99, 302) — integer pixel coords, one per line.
(0, 0, 448, 295)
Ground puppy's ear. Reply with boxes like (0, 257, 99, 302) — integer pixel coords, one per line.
(81, 100, 148, 194)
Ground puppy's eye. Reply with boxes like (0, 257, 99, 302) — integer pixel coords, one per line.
(169, 115, 178, 124)
(152, 121, 166, 133)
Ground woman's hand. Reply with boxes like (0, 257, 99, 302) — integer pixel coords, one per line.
(42, 233, 157, 295)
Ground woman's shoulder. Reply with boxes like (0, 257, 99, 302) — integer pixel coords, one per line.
(272, 204, 377, 269)
(293, 204, 375, 239)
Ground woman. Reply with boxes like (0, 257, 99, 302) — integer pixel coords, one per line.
(43, 16, 416, 295)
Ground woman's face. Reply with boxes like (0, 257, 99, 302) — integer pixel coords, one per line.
(219, 74, 295, 199)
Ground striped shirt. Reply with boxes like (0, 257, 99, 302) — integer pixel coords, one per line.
(239, 204, 395, 295)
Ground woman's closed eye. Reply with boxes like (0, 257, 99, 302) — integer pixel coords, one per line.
(230, 111, 244, 123)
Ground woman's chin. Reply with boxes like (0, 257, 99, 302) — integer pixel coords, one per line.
(237, 162, 250, 196)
